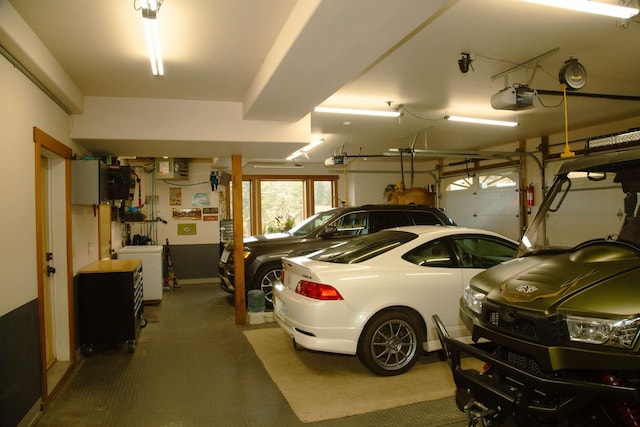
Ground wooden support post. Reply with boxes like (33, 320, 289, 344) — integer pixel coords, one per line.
(232, 155, 246, 325)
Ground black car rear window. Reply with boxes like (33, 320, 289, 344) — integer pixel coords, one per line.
(408, 211, 447, 225)
(308, 230, 418, 264)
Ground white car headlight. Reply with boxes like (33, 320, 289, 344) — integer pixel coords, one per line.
(463, 285, 486, 315)
(565, 315, 640, 348)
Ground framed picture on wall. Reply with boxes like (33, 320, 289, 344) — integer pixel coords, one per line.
(177, 223, 196, 235)
(172, 208, 202, 220)
(170, 187, 182, 205)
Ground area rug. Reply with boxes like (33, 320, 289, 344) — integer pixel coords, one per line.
(244, 327, 480, 423)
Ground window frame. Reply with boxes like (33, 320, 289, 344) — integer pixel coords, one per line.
(225, 174, 339, 235)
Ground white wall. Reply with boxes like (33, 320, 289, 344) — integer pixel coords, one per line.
(0, 54, 92, 315)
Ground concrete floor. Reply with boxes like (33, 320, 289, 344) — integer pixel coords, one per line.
(35, 281, 468, 427)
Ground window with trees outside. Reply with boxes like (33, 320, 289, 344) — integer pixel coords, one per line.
(229, 175, 338, 236)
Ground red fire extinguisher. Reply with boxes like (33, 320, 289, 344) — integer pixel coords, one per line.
(527, 183, 534, 207)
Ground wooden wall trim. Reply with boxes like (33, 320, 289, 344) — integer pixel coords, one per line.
(32, 127, 74, 405)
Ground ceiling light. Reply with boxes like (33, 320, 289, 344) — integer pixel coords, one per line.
(314, 106, 401, 117)
(140, 0, 164, 76)
(525, 0, 639, 19)
(253, 164, 304, 169)
(286, 138, 324, 160)
(445, 115, 518, 127)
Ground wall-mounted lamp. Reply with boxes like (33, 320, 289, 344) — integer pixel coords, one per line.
(445, 115, 518, 127)
(525, 0, 639, 19)
(314, 106, 401, 118)
(139, 0, 164, 76)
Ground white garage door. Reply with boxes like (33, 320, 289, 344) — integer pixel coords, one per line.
(544, 160, 623, 247)
(441, 170, 521, 241)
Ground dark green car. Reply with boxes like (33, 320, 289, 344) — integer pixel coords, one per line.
(434, 130, 640, 426)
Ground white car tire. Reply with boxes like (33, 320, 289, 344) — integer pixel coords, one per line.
(357, 309, 425, 376)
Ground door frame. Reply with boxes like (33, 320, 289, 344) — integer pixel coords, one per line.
(33, 127, 74, 405)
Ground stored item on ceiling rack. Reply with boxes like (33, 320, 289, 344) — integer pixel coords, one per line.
(155, 158, 189, 180)
(491, 86, 535, 110)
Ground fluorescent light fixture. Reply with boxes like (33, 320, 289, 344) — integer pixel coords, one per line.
(314, 106, 401, 117)
(301, 139, 324, 152)
(525, 0, 639, 19)
(253, 164, 304, 169)
(286, 138, 324, 160)
(286, 150, 304, 161)
(141, 0, 164, 76)
(445, 115, 518, 127)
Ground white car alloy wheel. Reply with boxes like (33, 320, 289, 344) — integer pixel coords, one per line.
(357, 309, 424, 376)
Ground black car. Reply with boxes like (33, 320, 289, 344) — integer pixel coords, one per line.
(218, 204, 456, 305)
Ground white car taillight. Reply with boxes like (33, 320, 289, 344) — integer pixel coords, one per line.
(295, 280, 343, 300)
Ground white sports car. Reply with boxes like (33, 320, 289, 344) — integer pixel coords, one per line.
(274, 225, 518, 376)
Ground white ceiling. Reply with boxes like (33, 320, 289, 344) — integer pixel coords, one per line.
(7, 0, 640, 165)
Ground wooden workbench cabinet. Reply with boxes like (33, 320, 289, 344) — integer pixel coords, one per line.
(77, 259, 145, 354)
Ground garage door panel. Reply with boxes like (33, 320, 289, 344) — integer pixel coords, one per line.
(443, 178, 520, 241)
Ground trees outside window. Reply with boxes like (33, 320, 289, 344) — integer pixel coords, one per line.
(229, 176, 338, 236)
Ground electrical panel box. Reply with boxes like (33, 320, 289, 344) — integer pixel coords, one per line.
(72, 159, 109, 205)
(155, 158, 189, 180)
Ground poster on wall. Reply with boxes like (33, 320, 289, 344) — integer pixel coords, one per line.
(192, 192, 210, 206)
(172, 208, 202, 220)
(170, 187, 182, 205)
(177, 223, 196, 235)
(203, 207, 218, 222)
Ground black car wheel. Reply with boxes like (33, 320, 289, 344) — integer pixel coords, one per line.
(357, 309, 424, 376)
(254, 262, 282, 306)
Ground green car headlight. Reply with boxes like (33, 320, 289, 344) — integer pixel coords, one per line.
(565, 315, 640, 348)
(463, 285, 486, 315)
